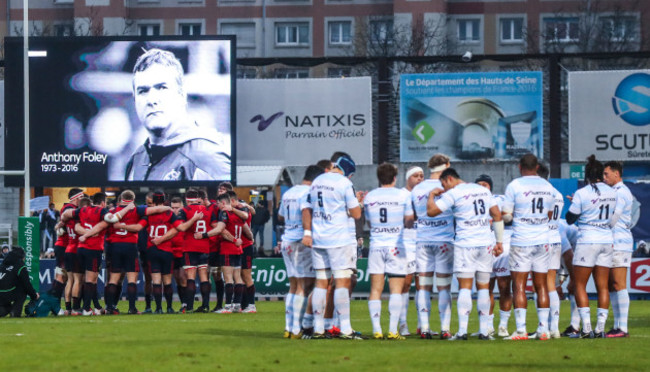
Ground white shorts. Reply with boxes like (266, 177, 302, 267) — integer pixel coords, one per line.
(548, 242, 562, 271)
(312, 244, 357, 271)
(416, 241, 454, 274)
(491, 242, 511, 278)
(368, 246, 408, 276)
(405, 241, 417, 275)
(573, 243, 613, 268)
(510, 244, 549, 273)
(612, 250, 632, 268)
(454, 245, 494, 275)
(281, 241, 315, 278)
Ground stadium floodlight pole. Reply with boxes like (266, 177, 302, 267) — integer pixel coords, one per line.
(23, 0, 30, 217)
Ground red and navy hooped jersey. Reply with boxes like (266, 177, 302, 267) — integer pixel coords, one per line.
(218, 210, 245, 255)
(107, 205, 148, 244)
(144, 211, 182, 253)
(75, 206, 109, 251)
(179, 203, 216, 254)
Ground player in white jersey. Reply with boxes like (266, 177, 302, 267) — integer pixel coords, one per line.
(603, 161, 633, 338)
(537, 164, 565, 338)
(302, 152, 362, 339)
(474, 174, 513, 338)
(427, 168, 504, 341)
(277, 165, 324, 338)
(501, 154, 555, 341)
(411, 154, 455, 339)
(558, 219, 581, 337)
(399, 166, 424, 336)
(365, 163, 414, 340)
(566, 155, 618, 338)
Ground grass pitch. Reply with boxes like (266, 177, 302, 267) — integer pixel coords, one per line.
(1, 299, 649, 371)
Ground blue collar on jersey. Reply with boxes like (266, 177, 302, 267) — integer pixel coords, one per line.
(334, 156, 356, 177)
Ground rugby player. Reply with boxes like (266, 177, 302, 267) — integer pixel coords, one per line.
(227, 191, 256, 313)
(428, 168, 504, 340)
(411, 154, 454, 339)
(474, 174, 513, 337)
(278, 165, 323, 337)
(559, 219, 580, 337)
(566, 155, 618, 338)
(603, 161, 633, 338)
(365, 163, 414, 340)
(170, 197, 187, 310)
(302, 152, 362, 339)
(399, 166, 424, 336)
(501, 154, 555, 340)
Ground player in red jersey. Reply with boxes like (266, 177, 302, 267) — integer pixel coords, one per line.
(177, 189, 217, 312)
(170, 197, 187, 310)
(47, 188, 84, 315)
(197, 193, 249, 313)
(62, 193, 109, 316)
(62, 196, 90, 314)
(229, 191, 257, 313)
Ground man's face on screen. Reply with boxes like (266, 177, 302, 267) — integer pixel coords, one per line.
(134, 64, 186, 135)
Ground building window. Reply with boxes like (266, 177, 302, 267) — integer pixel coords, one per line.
(329, 21, 352, 45)
(500, 18, 523, 43)
(53, 24, 74, 37)
(275, 69, 309, 78)
(139, 24, 161, 36)
(369, 20, 393, 44)
(544, 18, 579, 43)
(179, 23, 202, 36)
(237, 68, 257, 79)
(221, 23, 256, 48)
(458, 19, 480, 42)
(600, 16, 637, 42)
(328, 67, 351, 78)
(275, 23, 309, 46)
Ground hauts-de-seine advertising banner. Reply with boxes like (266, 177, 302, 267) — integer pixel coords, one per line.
(237, 78, 373, 166)
(569, 70, 650, 161)
(400, 72, 543, 162)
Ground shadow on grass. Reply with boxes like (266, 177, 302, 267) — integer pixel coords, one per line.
(192, 327, 279, 339)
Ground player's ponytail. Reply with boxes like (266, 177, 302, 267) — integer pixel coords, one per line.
(584, 154, 603, 195)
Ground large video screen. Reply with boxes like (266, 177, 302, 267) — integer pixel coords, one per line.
(4, 36, 235, 187)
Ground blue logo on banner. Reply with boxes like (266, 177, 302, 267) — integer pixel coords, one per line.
(612, 73, 650, 126)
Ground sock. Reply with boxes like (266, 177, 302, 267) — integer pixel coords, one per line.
(234, 284, 245, 306)
(127, 283, 137, 310)
(570, 295, 580, 329)
(164, 284, 174, 309)
(388, 294, 402, 335)
(65, 301, 72, 311)
(477, 289, 490, 335)
(334, 288, 352, 334)
(610, 290, 620, 329)
(324, 318, 333, 331)
(285, 293, 295, 332)
(416, 290, 431, 332)
(177, 285, 186, 307)
(399, 293, 409, 327)
(224, 283, 234, 306)
(115, 283, 123, 307)
(92, 285, 101, 309)
(579, 307, 592, 333)
(488, 313, 495, 332)
(368, 300, 382, 334)
(311, 287, 327, 333)
(50, 280, 65, 299)
(515, 308, 527, 333)
(105, 283, 117, 310)
(72, 297, 81, 311)
(153, 284, 163, 311)
(457, 288, 472, 335)
(186, 280, 197, 310)
(438, 288, 452, 332)
(82, 283, 93, 311)
(595, 308, 609, 333)
(291, 294, 306, 334)
(549, 291, 560, 332)
(145, 291, 152, 310)
(200, 281, 211, 308)
(241, 287, 249, 310)
(414, 290, 422, 330)
(302, 312, 314, 329)
(618, 289, 630, 333)
(215, 278, 225, 309)
(247, 285, 256, 306)
(499, 310, 511, 330)
(537, 308, 550, 334)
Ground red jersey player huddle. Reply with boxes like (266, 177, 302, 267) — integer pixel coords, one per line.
(52, 184, 257, 316)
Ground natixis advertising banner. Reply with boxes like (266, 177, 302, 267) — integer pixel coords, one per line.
(400, 72, 543, 162)
(569, 70, 650, 161)
(236, 78, 373, 166)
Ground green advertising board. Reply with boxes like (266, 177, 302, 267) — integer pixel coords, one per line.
(569, 164, 585, 180)
(18, 217, 40, 291)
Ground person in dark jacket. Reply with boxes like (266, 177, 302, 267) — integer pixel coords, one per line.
(0, 247, 39, 317)
(124, 48, 230, 181)
(251, 200, 271, 256)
